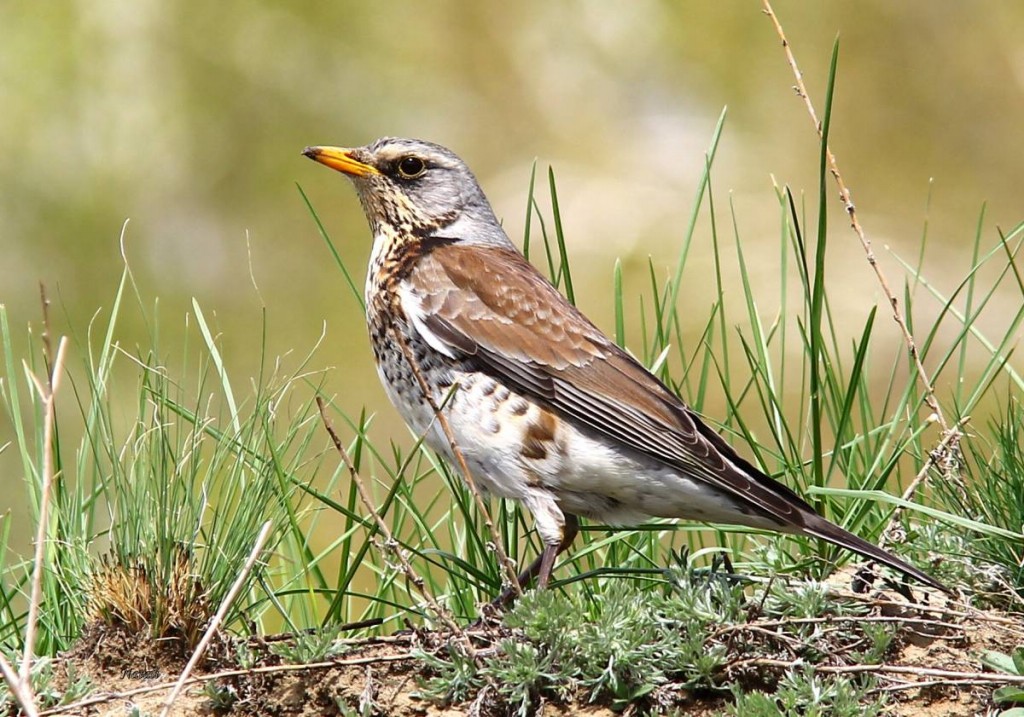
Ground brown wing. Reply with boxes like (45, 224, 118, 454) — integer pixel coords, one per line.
(409, 242, 814, 529)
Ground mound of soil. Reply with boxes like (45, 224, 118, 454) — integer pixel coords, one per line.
(38, 598, 1024, 717)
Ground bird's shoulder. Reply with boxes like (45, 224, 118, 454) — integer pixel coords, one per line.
(403, 240, 609, 369)
(402, 241, 686, 421)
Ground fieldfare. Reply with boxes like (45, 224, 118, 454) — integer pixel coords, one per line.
(303, 137, 948, 596)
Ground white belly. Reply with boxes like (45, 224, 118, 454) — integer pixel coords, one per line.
(377, 364, 776, 533)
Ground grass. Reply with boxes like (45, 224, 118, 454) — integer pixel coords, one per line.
(417, 559, 907, 716)
(2, 46, 1024, 717)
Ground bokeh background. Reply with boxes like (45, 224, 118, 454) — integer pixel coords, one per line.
(2, 2, 1023, 556)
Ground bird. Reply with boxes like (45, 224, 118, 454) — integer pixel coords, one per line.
(302, 137, 948, 598)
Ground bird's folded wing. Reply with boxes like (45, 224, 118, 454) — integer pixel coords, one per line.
(408, 242, 812, 528)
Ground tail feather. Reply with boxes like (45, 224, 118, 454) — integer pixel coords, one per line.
(800, 513, 950, 594)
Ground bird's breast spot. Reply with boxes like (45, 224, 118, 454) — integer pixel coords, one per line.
(508, 398, 529, 416)
(520, 410, 561, 462)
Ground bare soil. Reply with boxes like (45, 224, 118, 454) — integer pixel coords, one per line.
(35, 597, 1024, 717)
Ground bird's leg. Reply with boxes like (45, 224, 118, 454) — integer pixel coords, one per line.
(536, 513, 579, 589)
(491, 514, 579, 607)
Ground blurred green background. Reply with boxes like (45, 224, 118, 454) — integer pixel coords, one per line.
(2, 2, 1022, 556)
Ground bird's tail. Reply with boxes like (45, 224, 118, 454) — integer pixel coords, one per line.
(799, 512, 950, 594)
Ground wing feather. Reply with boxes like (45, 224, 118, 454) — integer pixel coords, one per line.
(409, 242, 811, 528)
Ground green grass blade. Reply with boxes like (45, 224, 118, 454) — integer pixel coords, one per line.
(523, 160, 538, 260)
(547, 167, 575, 306)
(192, 299, 242, 437)
(297, 182, 364, 312)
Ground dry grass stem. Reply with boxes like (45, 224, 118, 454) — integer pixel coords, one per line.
(760, 0, 955, 444)
(761, 1, 958, 532)
(715, 613, 965, 638)
(733, 656, 1024, 685)
(1, 653, 39, 717)
(879, 415, 970, 550)
(158, 520, 273, 717)
(314, 397, 473, 648)
(390, 328, 523, 598)
(19, 335, 68, 694)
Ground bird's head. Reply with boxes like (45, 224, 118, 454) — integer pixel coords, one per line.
(303, 137, 508, 247)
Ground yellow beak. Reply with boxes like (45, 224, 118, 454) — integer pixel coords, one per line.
(302, 146, 380, 176)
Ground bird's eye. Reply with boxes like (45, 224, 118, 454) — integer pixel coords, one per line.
(396, 156, 426, 179)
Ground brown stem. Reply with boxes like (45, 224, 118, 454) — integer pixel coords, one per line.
(315, 397, 478, 661)
(389, 328, 524, 599)
(760, 0, 961, 510)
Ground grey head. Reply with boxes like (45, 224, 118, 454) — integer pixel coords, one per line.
(303, 137, 511, 248)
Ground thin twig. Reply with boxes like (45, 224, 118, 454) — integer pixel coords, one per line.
(767, 584, 1015, 639)
(860, 598, 1024, 635)
(38, 651, 418, 716)
(19, 336, 68, 693)
(389, 328, 523, 598)
(1, 653, 39, 717)
(257, 617, 385, 643)
(760, 2, 958, 451)
(872, 678, 996, 695)
(158, 520, 273, 717)
(38, 283, 52, 370)
(315, 397, 472, 647)
(879, 415, 970, 549)
(733, 656, 1024, 684)
(716, 613, 965, 637)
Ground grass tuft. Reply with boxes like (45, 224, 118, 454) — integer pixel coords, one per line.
(934, 399, 1024, 605)
(86, 548, 211, 650)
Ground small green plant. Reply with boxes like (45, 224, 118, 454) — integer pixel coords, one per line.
(414, 643, 485, 704)
(202, 680, 238, 711)
(980, 647, 1024, 709)
(660, 554, 749, 626)
(0, 655, 94, 711)
(268, 625, 349, 663)
(483, 639, 559, 717)
(233, 639, 257, 670)
(851, 622, 896, 664)
(336, 695, 374, 717)
(504, 581, 694, 708)
(729, 667, 885, 717)
(53, 662, 94, 708)
(763, 579, 836, 621)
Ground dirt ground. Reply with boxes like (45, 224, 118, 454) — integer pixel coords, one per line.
(33, 597, 1024, 717)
